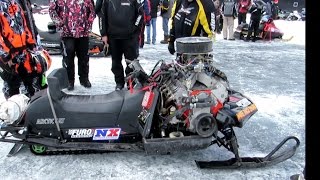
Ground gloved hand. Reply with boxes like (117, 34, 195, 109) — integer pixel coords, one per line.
(212, 32, 216, 42)
(101, 36, 108, 45)
(103, 44, 109, 57)
(168, 41, 175, 55)
(30, 52, 43, 73)
(7, 60, 15, 67)
(145, 15, 151, 26)
(11, 53, 26, 64)
(2, 54, 11, 64)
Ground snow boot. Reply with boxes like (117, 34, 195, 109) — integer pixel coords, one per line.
(67, 81, 74, 91)
(160, 35, 169, 44)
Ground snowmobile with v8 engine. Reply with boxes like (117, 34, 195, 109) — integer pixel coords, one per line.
(38, 22, 108, 57)
(0, 37, 300, 169)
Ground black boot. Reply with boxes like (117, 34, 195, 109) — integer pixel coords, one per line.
(245, 35, 250, 42)
(67, 81, 74, 91)
(115, 84, 124, 90)
(80, 79, 91, 88)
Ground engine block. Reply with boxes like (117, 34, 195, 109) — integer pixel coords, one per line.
(159, 53, 229, 137)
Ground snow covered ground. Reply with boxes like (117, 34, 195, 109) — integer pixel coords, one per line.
(0, 7, 305, 180)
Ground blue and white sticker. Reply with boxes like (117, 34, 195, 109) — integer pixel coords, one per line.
(93, 128, 121, 140)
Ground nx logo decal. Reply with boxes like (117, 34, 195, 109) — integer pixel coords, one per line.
(93, 128, 121, 140)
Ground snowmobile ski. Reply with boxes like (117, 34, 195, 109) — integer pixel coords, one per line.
(195, 136, 300, 169)
(281, 35, 294, 42)
(7, 143, 25, 157)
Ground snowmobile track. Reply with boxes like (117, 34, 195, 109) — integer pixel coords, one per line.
(29, 146, 114, 156)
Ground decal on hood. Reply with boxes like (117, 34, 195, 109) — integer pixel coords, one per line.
(93, 128, 121, 140)
(68, 129, 94, 138)
(36, 118, 65, 125)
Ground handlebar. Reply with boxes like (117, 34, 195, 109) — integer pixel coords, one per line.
(125, 59, 149, 86)
(125, 59, 146, 73)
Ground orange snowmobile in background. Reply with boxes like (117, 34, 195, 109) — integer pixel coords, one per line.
(38, 22, 108, 57)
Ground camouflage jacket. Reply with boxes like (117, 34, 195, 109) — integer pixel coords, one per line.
(0, 0, 36, 64)
(49, 0, 96, 38)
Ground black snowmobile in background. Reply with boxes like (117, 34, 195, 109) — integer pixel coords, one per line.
(234, 15, 284, 41)
(0, 37, 300, 169)
(31, 3, 49, 15)
(38, 22, 108, 57)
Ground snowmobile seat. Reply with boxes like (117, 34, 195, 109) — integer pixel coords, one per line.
(47, 68, 69, 100)
(58, 91, 125, 114)
(47, 68, 125, 115)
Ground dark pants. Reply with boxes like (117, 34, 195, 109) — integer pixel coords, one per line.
(216, 15, 223, 33)
(61, 37, 90, 83)
(246, 20, 260, 40)
(238, 12, 247, 25)
(109, 36, 137, 87)
(2, 74, 21, 99)
(1, 71, 42, 99)
(139, 23, 146, 48)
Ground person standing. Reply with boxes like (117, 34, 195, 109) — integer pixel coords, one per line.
(99, 0, 144, 90)
(270, 0, 279, 19)
(262, 0, 272, 17)
(146, 0, 160, 45)
(213, 0, 223, 34)
(168, 0, 216, 55)
(160, 0, 174, 44)
(95, 0, 112, 57)
(245, 0, 263, 42)
(237, 0, 251, 25)
(49, 0, 96, 91)
(222, 0, 237, 40)
(0, 0, 51, 99)
(139, 0, 151, 48)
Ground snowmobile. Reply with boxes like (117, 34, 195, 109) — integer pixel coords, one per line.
(31, 3, 49, 15)
(286, 10, 305, 21)
(0, 37, 300, 169)
(277, 9, 293, 20)
(38, 22, 107, 57)
(234, 15, 284, 41)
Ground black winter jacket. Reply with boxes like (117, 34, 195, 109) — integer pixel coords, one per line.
(150, 0, 160, 18)
(99, 0, 144, 39)
(169, 0, 215, 42)
(95, 0, 103, 16)
(249, 6, 263, 22)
